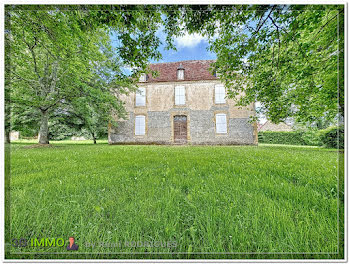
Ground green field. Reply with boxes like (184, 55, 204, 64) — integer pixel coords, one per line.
(6, 141, 343, 259)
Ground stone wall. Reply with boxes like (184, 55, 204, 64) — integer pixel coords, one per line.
(109, 80, 258, 145)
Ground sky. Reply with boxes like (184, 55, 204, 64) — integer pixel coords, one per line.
(115, 29, 217, 73)
(112, 28, 216, 66)
(149, 32, 217, 63)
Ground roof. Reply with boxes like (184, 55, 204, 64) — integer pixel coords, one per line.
(258, 121, 293, 132)
(145, 60, 217, 83)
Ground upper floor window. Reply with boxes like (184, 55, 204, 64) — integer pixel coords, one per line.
(135, 115, 146, 135)
(135, 87, 146, 106)
(215, 84, 226, 104)
(139, 73, 147, 82)
(216, 113, 227, 134)
(177, 63, 185, 80)
(175, 86, 185, 105)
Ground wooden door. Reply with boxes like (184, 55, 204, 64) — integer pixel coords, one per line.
(173, 115, 187, 143)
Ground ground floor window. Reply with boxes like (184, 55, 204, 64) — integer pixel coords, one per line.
(135, 115, 146, 135)
(216, 113, 227, 134)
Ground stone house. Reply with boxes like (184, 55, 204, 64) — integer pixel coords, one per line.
(108, 60, 258, 145)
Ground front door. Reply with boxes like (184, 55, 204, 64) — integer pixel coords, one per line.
(173, 115, 187, 144)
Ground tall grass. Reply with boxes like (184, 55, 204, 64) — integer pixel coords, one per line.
(7, 142, 342, 259)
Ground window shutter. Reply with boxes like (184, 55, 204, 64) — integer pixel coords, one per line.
(139, 74, 147, 82)
(135, 116, 145, 135)
(215, 85, 226, 104)
(177, 70, 184, 80)
(136, 88, 146, 106)
(175, 86, 185, 105)
(216, 114, 227, 134)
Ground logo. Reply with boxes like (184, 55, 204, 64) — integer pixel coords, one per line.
(11, 236, 79, 251)
(66, 236, 79, 251)
(12, 237, 65, 248)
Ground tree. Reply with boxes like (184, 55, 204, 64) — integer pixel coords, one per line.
(6, 5, 163, 144)
(64, 99, 114, 144)
(57, 73, 129, 144)
(5, 10, 11, 143)
(162, 5, 344, 125)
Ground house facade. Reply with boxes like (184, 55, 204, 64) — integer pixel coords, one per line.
(108, 60, 258, 145)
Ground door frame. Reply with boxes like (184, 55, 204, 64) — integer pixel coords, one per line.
(171, 112, 190, 143)
(173, 115, 188, 143)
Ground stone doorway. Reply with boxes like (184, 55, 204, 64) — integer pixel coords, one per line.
(173, 115, 187, 144)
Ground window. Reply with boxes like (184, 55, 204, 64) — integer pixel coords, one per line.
(177, 63, 185, 80)
(216, 114, 227, 134)
(214, 71, 221, 77)
(177, 69, 184, 80)
(135, 87, 146, 106)
(139, 73, 147, 82)
(135, 115, 145, 135)
(175, 86, 185, 105)
(215, 84, 226, 104)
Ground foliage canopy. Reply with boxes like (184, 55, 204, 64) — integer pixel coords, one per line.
(162, 5, 344, 124)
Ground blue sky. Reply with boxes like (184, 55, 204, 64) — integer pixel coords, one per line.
(150, 32, 217, 63)
(112, 29, 217, 67)
(116, 30, 217, 74)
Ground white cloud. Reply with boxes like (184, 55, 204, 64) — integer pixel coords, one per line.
(175, 32, 208, 48)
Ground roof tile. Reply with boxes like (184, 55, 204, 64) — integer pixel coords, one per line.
(146, 60, 217, 83)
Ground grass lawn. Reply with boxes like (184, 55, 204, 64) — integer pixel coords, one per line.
(7, 141, 343, 259)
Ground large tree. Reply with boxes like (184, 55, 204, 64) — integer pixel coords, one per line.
(7, 5, 344, 142)
(6, 5, 163, 144)
(162, 5, 344, 125)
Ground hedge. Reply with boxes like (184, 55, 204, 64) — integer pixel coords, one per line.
(258, 126, 344, 149)
(258, 131, 305, 145)
(318, 125, 344, 149)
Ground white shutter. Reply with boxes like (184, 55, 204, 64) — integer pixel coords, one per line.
(136, 87, 146, 106)
(177, 70, 184, 80)
(135, 116, 145, 135)
(215, 85, 226, 104)
(180, 86, 185, 105)
(139, 74, 147, 82)
(216, 114, 227, 134)
(175, 86, 185, 105)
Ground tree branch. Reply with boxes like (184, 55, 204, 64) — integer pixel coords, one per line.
(311, 9, 343, 43)
(269, 16, 281, 68)
(22, 30, 41, 80)
(254, 5, 276, 34)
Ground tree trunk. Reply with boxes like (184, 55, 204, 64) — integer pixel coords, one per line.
(5, 130, 10, 144)
(38, 110, 49, 144)
(89, 129, 97, 144)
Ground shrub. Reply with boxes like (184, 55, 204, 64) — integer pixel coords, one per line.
(48, 122, 76, 140)
(258, 131, 305, 145)
(259, 126, 344, 148)
(20, 128, 39, 138)
(318, 125, 344, 149)
(301, 129, 322, 146)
